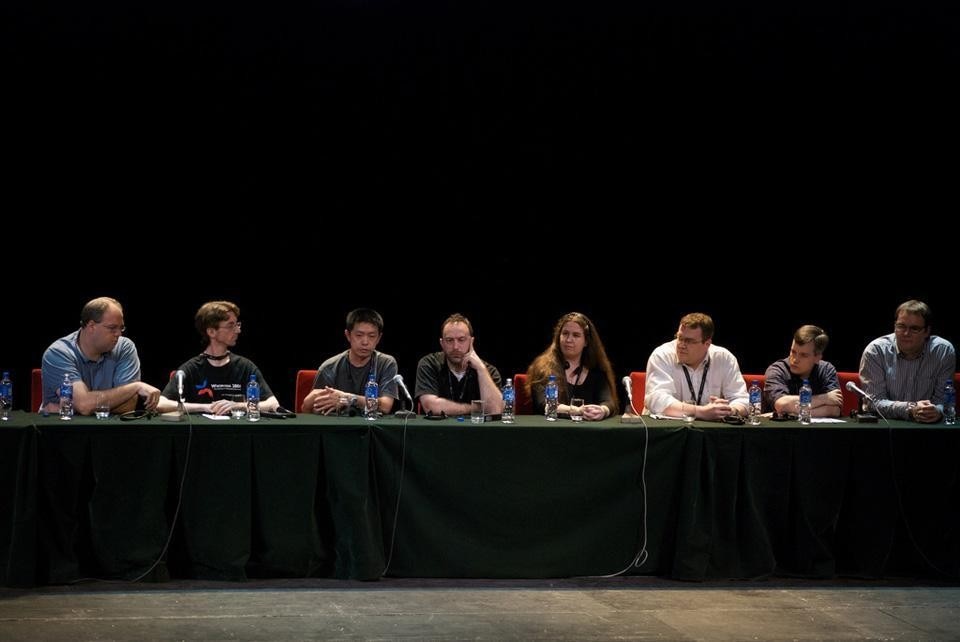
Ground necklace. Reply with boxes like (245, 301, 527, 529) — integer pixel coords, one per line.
(202, 351, 230, 361)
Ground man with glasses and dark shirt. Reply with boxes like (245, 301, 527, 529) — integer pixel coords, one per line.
(156, 300, 280, 416)
(859, 299, 955, 423)
(415, 313, 503, 418)
(40, 296, 162, 415)
(644, 312, 749, 421)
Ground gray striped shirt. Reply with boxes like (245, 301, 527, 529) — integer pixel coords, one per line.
(859, 333, 956, 420)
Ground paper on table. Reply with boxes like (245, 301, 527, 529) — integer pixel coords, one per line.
(202, 414, 231, 421)
(810, 417, 847, 423)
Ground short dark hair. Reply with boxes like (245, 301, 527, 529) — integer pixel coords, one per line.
(346, 308, 384, 333)
(793, 325, 829, 355)
(896, 300, 932, 327)
(441, 313, 474, 337)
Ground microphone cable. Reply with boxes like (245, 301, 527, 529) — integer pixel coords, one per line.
(127, 409, 194, 583)
(597, 383, 650, 577)
(380, 409, 410, 577)
(68, 408, 195, 585)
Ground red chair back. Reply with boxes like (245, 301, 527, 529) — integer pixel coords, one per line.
(31, 368, 42, 413)
(295, 369, 318, 413)
(513, 373, 533, 415)
(628, 371, 645, 414)
(742, 374, 766, 393)
(837, 372, 861, 417)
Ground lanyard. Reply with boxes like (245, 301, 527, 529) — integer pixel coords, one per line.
(682, 358, 710, 406)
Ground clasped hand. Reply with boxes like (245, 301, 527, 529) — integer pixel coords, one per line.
(911, 400, 940, 423)
(579, 403, 607, 421)
(701, 395, 739, 421)
(312, 387, 344, 415)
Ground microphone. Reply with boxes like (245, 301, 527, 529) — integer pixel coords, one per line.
(845, 380, 880, 423)
(622, 375, 635, 408)
(620, 374, 645, 424)
(394, 374, 413, 402)
(176, 370, 185, 401)
(393, 374, 416, 418)
(845, 380, 872, 400)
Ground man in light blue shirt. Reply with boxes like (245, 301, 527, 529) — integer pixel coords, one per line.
(859, 299, 955, 422)
(41, 296, 161, 415)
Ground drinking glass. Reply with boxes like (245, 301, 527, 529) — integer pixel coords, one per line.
(570, 398, 585, 422)
(95, 392, 110, 420)
(470, 400, 484, 424)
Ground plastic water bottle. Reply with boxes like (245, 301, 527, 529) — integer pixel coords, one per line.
(749, 380, 761, 426)
(799, 378, 812, 425)
(0, 371, 11, 421)
(59, 374, 74, 420)
(364, 373, 379, 420)
(502, 378, 515, 424)
(246, 374, 260, 422)
(545, 374, 559, 421)
(944, 380, 956, 425)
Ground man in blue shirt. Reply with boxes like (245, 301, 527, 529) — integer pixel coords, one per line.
(860, 299, 956, 422)
(41, 297, 161, 415)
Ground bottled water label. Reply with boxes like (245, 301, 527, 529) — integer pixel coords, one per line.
(0, 372, 11, 421)
(59, 376, 74, 420)
(749, 382, 761, 426)
(246, 377, 260, 422)
(799, 380, 812, 425)
(364, 378, 379, 420)
(545, 377, 559, 421)
(944, 381, 956, 425)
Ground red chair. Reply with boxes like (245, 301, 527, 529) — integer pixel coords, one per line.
(294, 369, 318, 414)
(628, 371, 645, 414)
(742, 374, 766, 391)
(31, 368, 43, 413)
(513, 373, 533, 415)
(837, 372, 862, 417)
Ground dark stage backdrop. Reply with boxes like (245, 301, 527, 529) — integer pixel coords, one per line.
(4, 255, 957, 412)
(4, 2, 958, 407)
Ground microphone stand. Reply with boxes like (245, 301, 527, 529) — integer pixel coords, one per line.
(393, 376, 417, 418)
(394, 396, 417, 418)
(161, 393, 189, 422)
(177, 394, 187, 419)
(856, 395, 879, 423)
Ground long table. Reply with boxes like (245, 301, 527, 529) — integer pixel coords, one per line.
(2, 412, 958, 587)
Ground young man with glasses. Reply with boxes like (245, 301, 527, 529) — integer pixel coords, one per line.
(859, 300, 955, 422)
(40, 296, 162, 415)
(156, 300, 280, 416)
(414, 313, 503, 418)
(644, 312, 749, 421)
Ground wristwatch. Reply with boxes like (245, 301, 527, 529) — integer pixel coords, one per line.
(349, 394, 358, 409)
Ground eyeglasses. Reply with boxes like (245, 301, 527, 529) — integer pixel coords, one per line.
(675, 334, 703, 346)
(98, 323, 126, 334)
(894, 323, 926, 335)
(218, 321, 242, 331)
